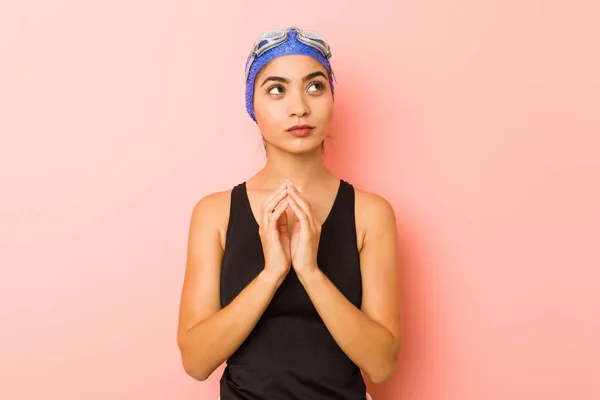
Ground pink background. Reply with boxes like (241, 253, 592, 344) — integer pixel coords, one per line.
(1, 1, 599, 399)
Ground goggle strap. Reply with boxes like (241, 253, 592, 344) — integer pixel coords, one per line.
(244, 28, 333, 83)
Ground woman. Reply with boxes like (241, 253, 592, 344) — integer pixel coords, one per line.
(177, 27, 402, 400)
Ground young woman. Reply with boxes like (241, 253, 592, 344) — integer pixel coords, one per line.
(177, 27, 402, 400)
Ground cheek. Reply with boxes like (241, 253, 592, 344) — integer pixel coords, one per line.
(255, 98, 286, 124)
(254, 101, 282, 132)
(314, 97, 334, 120)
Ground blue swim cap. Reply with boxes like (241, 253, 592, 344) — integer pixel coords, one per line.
(245, 29, 335, 122)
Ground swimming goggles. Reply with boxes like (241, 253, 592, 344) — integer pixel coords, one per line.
(244, 27, 333, 83)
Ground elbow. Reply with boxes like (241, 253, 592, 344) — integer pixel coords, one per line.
(181, 351, 212, 381)
(367, 363, 396, 384)
(367, 339, 402, 384)
(186, 368, 211, 382)
(178, 337, 214, 381)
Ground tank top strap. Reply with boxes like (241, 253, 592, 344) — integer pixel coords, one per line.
(324, 179, 355, 225)
(225, 182, 256, 245)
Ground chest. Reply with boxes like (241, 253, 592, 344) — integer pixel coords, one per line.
(220, 220, 363, 317)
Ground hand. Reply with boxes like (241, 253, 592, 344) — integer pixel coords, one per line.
(285, 182, 322, 278)
(258, 183, 291, 285)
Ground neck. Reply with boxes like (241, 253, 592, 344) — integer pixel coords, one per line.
(256, 147, 332, 190)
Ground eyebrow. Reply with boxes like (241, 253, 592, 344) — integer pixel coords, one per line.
(260, 71, 328, 87)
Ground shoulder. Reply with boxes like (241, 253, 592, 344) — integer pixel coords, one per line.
(189, 189, 233, 248)
(354, 186, 396, 224)
(352, 186, 397, 247)
(192, 189, 231, 215)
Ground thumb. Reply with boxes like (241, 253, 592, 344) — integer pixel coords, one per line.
(276, 202, 289, 233)
(293, 208, 301, 232)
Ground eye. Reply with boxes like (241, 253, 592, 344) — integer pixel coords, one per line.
(307, 81, 326, 93)
(267, 85, 285, 95)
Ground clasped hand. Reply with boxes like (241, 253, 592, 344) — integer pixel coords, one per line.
(258, 181, 321, 281)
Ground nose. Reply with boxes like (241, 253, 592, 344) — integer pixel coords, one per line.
(287, 91, 310, 118)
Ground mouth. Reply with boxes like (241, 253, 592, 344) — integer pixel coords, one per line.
(286, 124, 315, 138)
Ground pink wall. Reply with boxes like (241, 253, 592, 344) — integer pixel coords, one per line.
(1, 1, 598, 399)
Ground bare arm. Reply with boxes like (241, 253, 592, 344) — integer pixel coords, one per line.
(296, 192, 402, 383)
(176, 192, 285, 381)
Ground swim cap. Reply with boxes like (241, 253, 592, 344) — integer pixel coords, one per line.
(245, 29, 335, 122)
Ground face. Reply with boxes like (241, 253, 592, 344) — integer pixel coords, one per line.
(252, 55, 334, 154)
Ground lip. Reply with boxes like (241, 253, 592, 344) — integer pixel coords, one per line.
(286, 124, 315, 137)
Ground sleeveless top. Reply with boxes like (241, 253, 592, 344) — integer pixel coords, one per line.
(219, 180, 366, 400)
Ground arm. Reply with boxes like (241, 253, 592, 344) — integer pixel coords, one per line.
(176, 192, 284, 381)
(294, 191, 402, 383)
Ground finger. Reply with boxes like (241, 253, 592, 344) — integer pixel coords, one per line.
(261, 182, 287, 212)
(262, 187, 288, 225)
(285, 184, 310, 211)
(286, 185, 314, 229)
(268, 198, 289, 231)
(276, 206, 289, 234)
(287, 196, 310, 232)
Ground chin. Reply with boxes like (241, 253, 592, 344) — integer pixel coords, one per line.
(277, 137, 326, 154)
(263, 131, 326, 153)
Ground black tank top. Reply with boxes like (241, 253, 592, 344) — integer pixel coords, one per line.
(219, 180, 367, 400)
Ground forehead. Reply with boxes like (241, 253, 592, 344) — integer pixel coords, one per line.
(257, 55, 327, 79)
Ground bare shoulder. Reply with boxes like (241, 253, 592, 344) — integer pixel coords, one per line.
(189, 189, 232, 249)
(354, 187, 397, 249)
(192, 189, 231, 215)
(354, 187, 396, 220)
